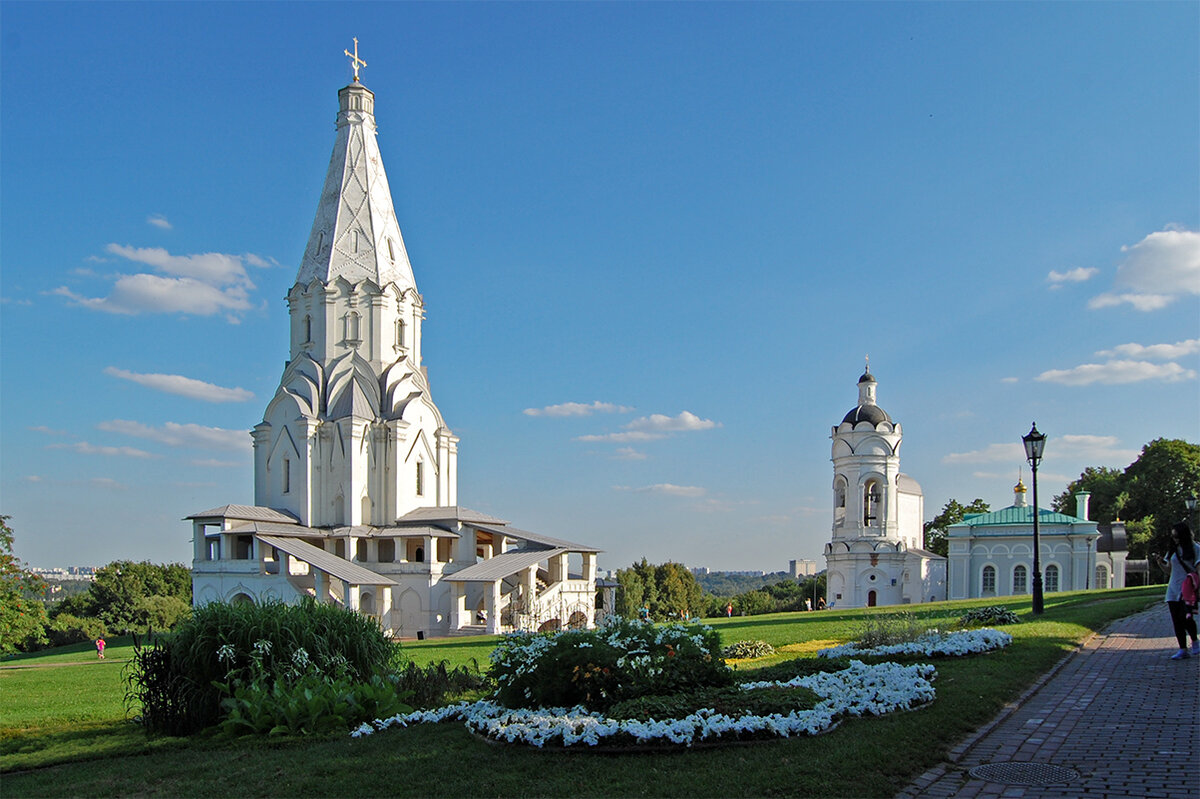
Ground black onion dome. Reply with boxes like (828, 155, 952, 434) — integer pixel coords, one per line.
(842, 404, 892, 425)
(858, 370, 875, 384)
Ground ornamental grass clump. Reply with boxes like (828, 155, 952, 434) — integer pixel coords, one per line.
(956, 606, 1020, 627)
(126, 598, 399, 736)
(489, 617, 730, 712)
(721, 640, 775, 659)
(856, 611, 930, 649)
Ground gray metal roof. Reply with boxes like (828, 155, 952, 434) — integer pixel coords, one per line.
(257, 534, 398, 587)
(394, 506, 509, 526)
(472, 522, 602, 553)
(186, 504, 300, 524)
(222, 521, 320, 538)
(446, 548, 569, 583)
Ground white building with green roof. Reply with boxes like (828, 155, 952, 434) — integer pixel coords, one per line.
(947, 483, 1101, 600)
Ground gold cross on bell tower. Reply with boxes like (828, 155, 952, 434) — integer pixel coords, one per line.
(344, 38, 367, 82)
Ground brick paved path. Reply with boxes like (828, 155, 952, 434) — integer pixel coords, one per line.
(897, 607, 1199, 799)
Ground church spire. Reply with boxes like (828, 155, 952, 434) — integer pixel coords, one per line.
(295, 43, 416, 290)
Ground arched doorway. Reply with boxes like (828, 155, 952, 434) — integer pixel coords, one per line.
(867, 590, 877, 607)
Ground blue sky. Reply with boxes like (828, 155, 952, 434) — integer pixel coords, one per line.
(2, 1, 1197, 572)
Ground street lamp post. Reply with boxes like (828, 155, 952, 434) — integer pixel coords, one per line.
(1186, 494, 1197, 530)
(1023, 423, 1046, 615)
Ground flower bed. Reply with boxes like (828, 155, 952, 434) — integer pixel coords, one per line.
(351, 660, 937, 748)
(817, 628, 1012, 659)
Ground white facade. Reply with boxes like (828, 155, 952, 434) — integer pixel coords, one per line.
(947, 484, 1106, 600)
(189, 68, 601, 637)
(823, 369, 946, 608)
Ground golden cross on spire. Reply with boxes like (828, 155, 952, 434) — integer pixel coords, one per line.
(344, 38, 367, 82)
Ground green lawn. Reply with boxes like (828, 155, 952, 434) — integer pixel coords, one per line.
(2, 586, 1160, 797)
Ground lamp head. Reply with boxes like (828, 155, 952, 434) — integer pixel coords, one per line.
(1022, 423, 1046, 466)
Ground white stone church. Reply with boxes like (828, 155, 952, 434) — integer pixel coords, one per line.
(823, 368, 947, 608)
(188, 57, 602, 638)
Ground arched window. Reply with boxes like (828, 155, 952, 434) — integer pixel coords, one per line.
(361, 495, 371, 525)
(282, 457, 291, 494)
(343, 311, 360, 343)
(981, 565, 996, 596)
(360, 591, 375, 614)
(1013, 565, 1028, 594)
(415, 461, 424, 496)
(315, 231, 325, 255)
(353, 229, 360, 253)
(387, 237, 396, 263)
(834, 479, 847, 528)
(1095, 565, 1108, 589)
(303, 315, 312, 344)
(863, 480, 881, 527)
(355, 539, 367, 562)
(1045, 564, 1059, 593)
(396, 318, 406, 348)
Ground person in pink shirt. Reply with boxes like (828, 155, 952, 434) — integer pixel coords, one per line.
(96, 637, 106, 659)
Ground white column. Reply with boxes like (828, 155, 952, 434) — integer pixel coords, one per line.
(449, 583, 466, 630)
(486, 582, 502, 634)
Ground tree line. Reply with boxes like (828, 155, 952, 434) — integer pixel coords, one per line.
(0, 516, 192, 655)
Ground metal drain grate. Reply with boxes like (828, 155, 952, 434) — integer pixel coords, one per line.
(969, 762, 1080, 786)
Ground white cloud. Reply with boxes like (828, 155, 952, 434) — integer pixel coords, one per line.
(0, 296, 33, 306)
(104, 367, 254, 403)
(1036, 360, 1196, 386)
(945, 435, 1138, 466)
(52, 244, 270, 321)
(524, 401, 634, 417)
(24, 475, 43, 483)
(625, 411, 720, 433)
(612, 447, 648, 461)
(147, 214, 173, 230)
(1047, 267, 1098, 287)
(1089, 228, 1200, 311)
(615, 483, 707, 498)
(943, 443, 1025, 464)
(29, 425, 69, 436)
(97, 420, 250, 451)
(48, 441, 158, 459)
(191, 458, 243, 468)
(1000, 377, 1019, 384)
(89, 477, 129, 490)
(575, 430, 666, 443)
(1095, 339, 1200, 360)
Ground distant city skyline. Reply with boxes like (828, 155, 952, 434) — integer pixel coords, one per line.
(2, 2, 1197, 572)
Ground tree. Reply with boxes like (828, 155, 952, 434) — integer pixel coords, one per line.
(1051, 466, 1126, 523)
(614, 560, 702, 621)
(1122, 439, 1200, 554)
(923, 499, 990, 557)
(58, 560, 192, 634)
(0, 516, 49, 654)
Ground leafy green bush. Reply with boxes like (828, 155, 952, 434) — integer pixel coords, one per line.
(46, 613, 106, 647)
(721, 640, 775, 659)
(856, 611, 930, 648)
(956, 606, 1020, 627)
(126, 598, 397, 736)
(608, 684, 819, 721)
(489, 618, 731, 711)
(394, 658, 489, 709)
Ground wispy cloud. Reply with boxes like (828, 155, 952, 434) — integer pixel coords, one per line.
(615, 483, 707, 498)
(1000, 377, 1019, 384)
(97, 420, 250, 451)
(1047, 267, 1098, 287)
(52, 244, 272, 321)
(90, 477, 129, 490)
(104, 367, 254, 403)
(945, 435, 1137, 465)
(1036, 360, 1196, 386)
(147, 214, 173, 230)
(523, 401, 634, 417)
(1088, 227, 1200, 311)
(576, 410, 720, 443)
(190, 458, 243, 468)
(47, 441, 158, 459)
(612, 447, 648, 461)
(1095, 339, 1200, 360)
(29, 425, 69, 436)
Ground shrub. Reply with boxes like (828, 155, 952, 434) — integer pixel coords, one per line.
(722, 640, 775, 659)
(46, 613, 106, 647)
(732, 656, 851, 685)
(956, 606, 1020, 627)
(856, 611, 930, 648)
(393, 658, 489, 709)
(608, 684, 819, 722)
(489, 618, 731, 711)
(126, 598, 397, 736)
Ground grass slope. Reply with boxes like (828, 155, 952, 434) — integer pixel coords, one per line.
(2, 587, 1160, 797)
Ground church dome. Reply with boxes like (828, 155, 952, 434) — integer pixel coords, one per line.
(842, 403, 892, 425)
(858, 370, 876, 384)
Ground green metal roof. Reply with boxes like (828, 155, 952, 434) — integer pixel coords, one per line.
(952, 505, 1088, 528)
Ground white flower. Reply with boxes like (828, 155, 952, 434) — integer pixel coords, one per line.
(817, 628, 1012, 659)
